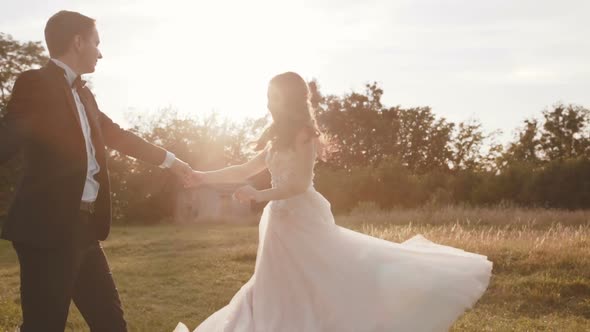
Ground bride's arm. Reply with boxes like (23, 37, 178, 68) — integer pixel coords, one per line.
(198, 147, 269, 184)
(250, 133, 316, 202)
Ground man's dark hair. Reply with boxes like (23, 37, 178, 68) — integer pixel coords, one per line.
(44, 10, 95, 58)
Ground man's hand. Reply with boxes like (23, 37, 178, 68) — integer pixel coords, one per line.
(170, 158, 193, 187)
(233, 185, 260, 203)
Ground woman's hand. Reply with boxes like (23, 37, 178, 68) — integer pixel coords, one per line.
(185, 170, 206, 188)
(233, 185, 260, 203)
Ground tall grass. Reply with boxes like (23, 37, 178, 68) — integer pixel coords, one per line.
(0, 206, 589, 331)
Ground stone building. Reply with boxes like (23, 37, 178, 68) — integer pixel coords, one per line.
(174, 183, 252, 223)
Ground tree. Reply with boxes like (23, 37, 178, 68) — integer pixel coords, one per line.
(106, 109, 264, 222)
(539, 103, 590, 160)
(315, 82, 456, 173)
(316, 82, 393, 168)
(396, 107, 454, 173)
(503, 119, 542, 166)
(0, 33, 48, 116)
(450, 119, 489, 171)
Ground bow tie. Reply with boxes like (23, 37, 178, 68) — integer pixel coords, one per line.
(72, 76, 87, 91)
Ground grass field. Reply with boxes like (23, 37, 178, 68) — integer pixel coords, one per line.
(1, 206, 589, 331)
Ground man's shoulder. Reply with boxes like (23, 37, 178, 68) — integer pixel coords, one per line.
(15, 67, 46, 85)
(17, 67, 44, 80)
(14, 67, 53, 93)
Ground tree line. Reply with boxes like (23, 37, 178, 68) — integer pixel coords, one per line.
(1, 34, 589, 223)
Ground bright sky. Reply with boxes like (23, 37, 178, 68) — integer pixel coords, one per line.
(1, 0, 589, 141)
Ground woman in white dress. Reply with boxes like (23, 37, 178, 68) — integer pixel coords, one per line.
(175, 72, 492, 332)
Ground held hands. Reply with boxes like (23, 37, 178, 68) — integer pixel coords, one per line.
(233, 185, 260, 204)
(170, 158, 200, 188)
(186, 170, 205, 188)
(169, 158, 258, 197)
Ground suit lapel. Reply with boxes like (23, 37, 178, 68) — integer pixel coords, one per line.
(77, 87, 101, 140)
(77, 86, 107, 165)
(63, 84, 83, 131)
(46, 61, 83, 132)
(45, 61, 106, 164)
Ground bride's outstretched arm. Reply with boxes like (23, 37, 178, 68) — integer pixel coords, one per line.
(236, 133, 316, 202)
(192, 147, 268, 184)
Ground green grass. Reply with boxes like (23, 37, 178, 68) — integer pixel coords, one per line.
(1, 207, 589, 331)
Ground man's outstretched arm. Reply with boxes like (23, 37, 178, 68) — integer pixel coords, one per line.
(98, 111, 193, 181)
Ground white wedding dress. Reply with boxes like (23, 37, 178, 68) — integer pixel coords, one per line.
(175, 144, 492, 332)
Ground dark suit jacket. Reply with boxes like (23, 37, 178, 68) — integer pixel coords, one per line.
(0, 61, 168, 247)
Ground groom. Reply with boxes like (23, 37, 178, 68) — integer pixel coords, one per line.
(0, 10, 194, 331)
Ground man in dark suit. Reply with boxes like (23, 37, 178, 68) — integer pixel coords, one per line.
(0, 10, 194, 331)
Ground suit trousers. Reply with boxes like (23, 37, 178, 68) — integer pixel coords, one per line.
(12, 211, 127, 332)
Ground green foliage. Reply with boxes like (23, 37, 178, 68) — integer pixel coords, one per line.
(540, 104, 590, 160)
(1, 36, 589, 222)
(107, 109, 266, 222)
(0, 33, 48, 115)
(315, 83, 457, 173)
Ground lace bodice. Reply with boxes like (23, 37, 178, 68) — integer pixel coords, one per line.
(265, 145, 316, 192)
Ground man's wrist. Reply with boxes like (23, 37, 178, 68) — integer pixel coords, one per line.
(159, 151, 176, 169)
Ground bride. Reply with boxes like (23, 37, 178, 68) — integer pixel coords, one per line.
(175, 72, 492, 332)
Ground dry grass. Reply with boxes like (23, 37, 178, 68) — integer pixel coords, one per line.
(0, 206, 589, 331)
(345, 206, 590, 331)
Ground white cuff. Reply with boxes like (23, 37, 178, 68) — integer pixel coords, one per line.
(159, 151, 176, 169)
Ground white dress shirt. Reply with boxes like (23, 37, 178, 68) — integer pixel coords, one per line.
(51, 59, 176, 203)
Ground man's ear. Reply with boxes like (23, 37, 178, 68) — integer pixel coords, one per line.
(73, 34, 83, 51)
